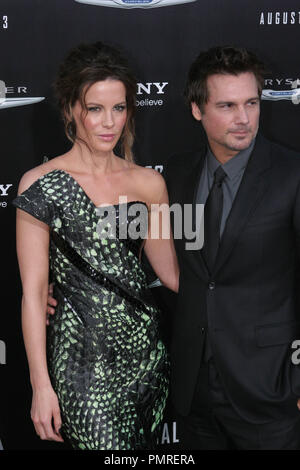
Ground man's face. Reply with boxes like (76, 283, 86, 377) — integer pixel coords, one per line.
(191, 72, 260, 162)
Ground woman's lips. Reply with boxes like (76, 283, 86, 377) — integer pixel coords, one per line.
(98, 134, 115, 141)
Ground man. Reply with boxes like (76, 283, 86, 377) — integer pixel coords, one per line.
(164, 45, 300, 449)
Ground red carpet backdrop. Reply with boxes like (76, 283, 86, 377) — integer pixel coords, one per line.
(0, 0, 299, 450)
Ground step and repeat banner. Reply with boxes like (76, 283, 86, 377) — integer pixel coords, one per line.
(0, 0, 300, 450)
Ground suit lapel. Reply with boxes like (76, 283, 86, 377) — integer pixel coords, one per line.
(213, 135, 272, 276)
(191, 151, 206, 231)
(189, 149, 210, 278)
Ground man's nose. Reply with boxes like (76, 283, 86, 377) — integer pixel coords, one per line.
(235, 106, 249, 125)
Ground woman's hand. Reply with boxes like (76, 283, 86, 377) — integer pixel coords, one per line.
(31, 385, 64, 442)
(46, 283, 58, 325)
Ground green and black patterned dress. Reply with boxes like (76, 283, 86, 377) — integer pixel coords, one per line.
(12, 169, 169, 450)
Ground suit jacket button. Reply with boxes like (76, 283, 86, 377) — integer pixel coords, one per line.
(201, 327, 205, 334)
(208, 281, 215, 290)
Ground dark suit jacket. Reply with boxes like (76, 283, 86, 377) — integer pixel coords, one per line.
(164, 134, 300, 423)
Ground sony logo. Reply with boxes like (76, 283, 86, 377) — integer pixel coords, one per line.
(137, 82, 168, 95)
(0, 184, 13, 196)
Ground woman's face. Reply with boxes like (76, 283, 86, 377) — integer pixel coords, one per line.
(72, 78, 128, 154)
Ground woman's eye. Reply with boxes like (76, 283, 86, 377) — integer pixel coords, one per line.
(114, 105, 126, 112)
(88, 106, 100, 112)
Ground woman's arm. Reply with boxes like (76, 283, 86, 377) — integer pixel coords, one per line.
(143, 171, 179, 293)
(16, 173, 63, 442)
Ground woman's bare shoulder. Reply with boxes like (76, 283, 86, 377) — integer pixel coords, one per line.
(17, 156, 67, 193)
(131, 163, 165, 183)
(129, 164, 167, 203)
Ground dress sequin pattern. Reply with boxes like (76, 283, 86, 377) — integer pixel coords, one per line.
(12, 169, 169, 450)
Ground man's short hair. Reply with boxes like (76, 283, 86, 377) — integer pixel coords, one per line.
(184, 46, 267, 112)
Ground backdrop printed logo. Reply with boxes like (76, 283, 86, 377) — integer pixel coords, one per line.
(145, 164, 163, 173)
(0, 184, 13, 208)
(0, 80, 5, 104)
(259, 11, 300, 25)
(137, 82, 168, 108)
(0, 80, 44, 109)
(262, 78, 300, 105)
(75, 0, 196, 9)
(0, 340, 6, 365)
(2, 15, 8, 29)
(0, 184, 12, 196)
(160, 421, 179, 445)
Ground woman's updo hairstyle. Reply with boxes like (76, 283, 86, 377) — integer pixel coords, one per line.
(54, 41, 137, 161)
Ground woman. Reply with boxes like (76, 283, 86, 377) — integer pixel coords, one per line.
(12, 42, 179, 450)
